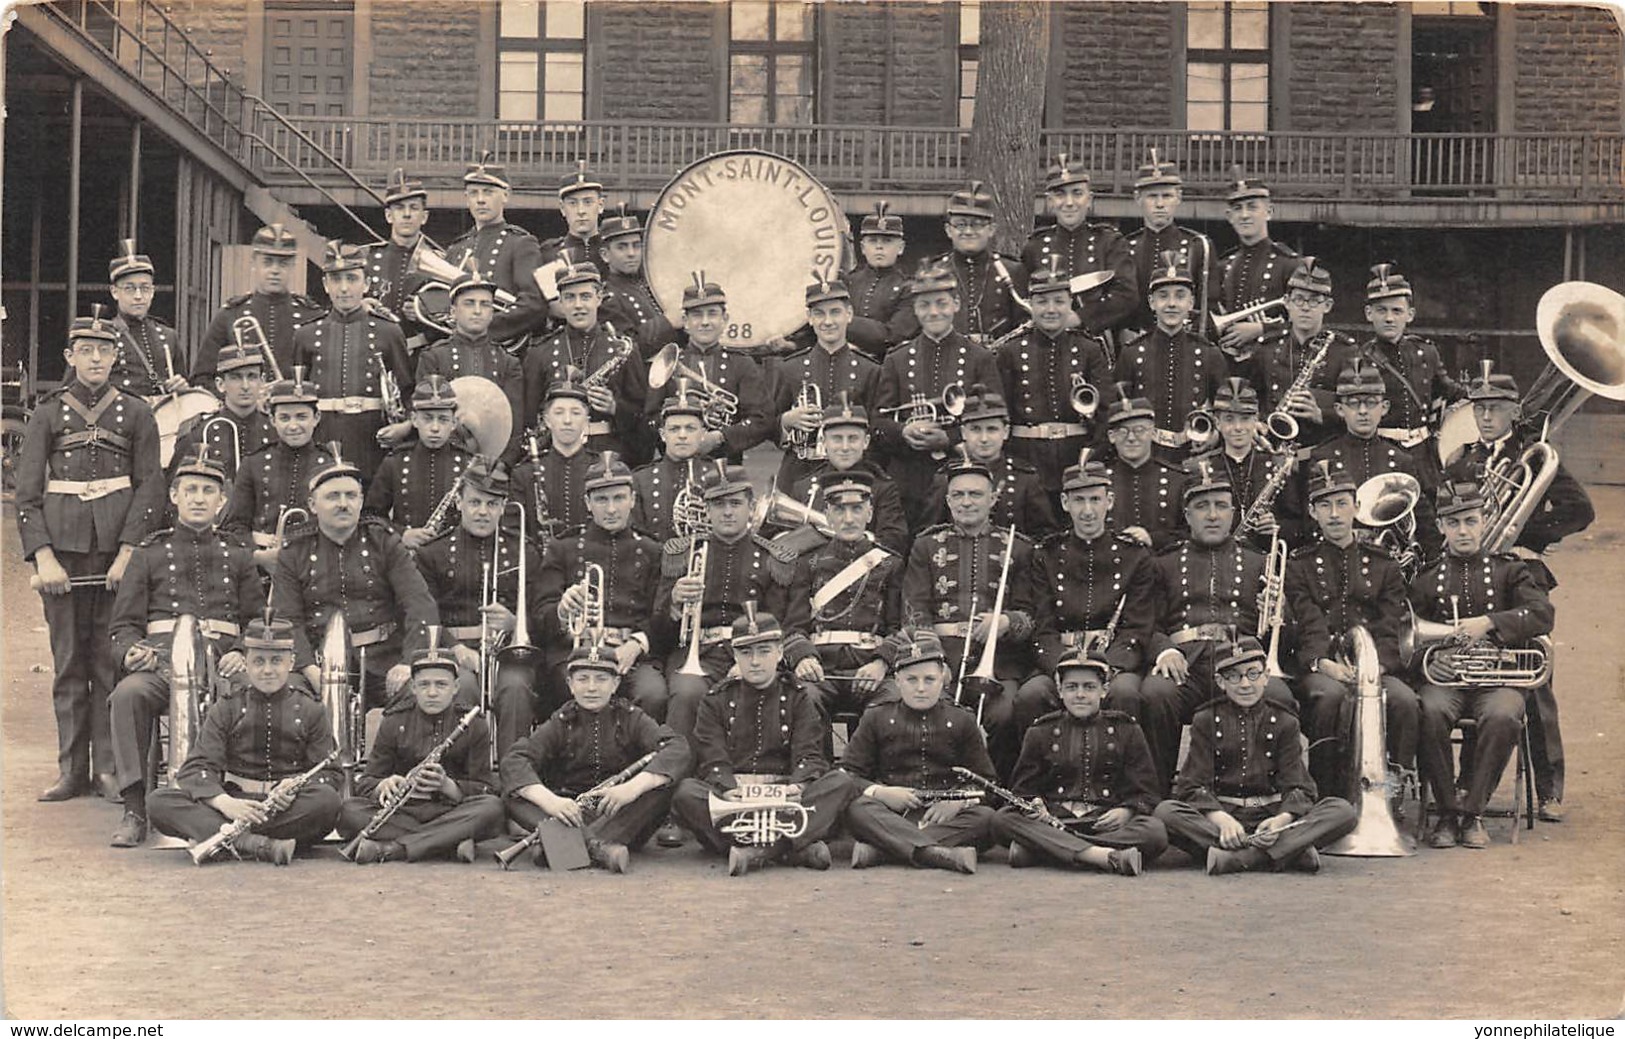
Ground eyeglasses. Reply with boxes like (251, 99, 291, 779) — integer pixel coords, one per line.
(114, 283, 156, 296)
(1285, 292, 1327, 307)
(947, 219, 992, 232)
(1224, 667, 1267, 683)
(70, 342, 117, 357)
(1340, 396, 1385, 411)
(1113, 423, 1154, 438)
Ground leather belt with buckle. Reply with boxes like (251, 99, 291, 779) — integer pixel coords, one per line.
(1011, 422, 1087, 440)
(1151, 428, 1188, 449)
(1377, 426, 1430, 449)
(445, 625, 483, 641)
(350, 624, 395, 648)
(317, 397, 384, 414)
(1218, 793, 1283, 808)
(810, 630, 882, 649)
(225, 774, 280, 797)
(586, 421, 612, 436)
(45, 476, 133, 501)
(147, 618, 240, 638)
(1059, 629, 1108, 649)
(1169, 623, 1229, 646)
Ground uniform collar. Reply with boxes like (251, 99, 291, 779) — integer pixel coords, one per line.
(172, 521, 216, 542)
(329, 305, 367, 325)
(68, 378, 113, 405)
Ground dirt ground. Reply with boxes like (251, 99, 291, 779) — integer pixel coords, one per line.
(2, 490, 1622, 1020)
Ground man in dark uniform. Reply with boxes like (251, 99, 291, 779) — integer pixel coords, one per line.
(292, 240, 413, 480)
(512, 372, 601, 540)
(656, 463, 794, 747)
(668, 609, 856, 876)
(903, 453, 1037, 775)
(1215, 170, 1298, 362)
(540, 162, 608, 277)
(596, 205, 675, 358)
(1115, 253, 1226, 460)
(1018, 450, 1157, 728)
(769, 274, 888, 491)
(1234, 257, 1342, 445)
(928, 181, 1027, 344)
(1191, 376, 1299, 549)
(535, 451, 667, 720)
(442, 153, 549, 343)
(501, 639, 692, 874)
(106, 240, 188, 400)
(219, 369, 334, 572)
(1127, 458, 1294, 790)
(1307, 359, 1438, 562)
(1124, 151, 1215, 342)
(145, 616, 343, 864)
(1154, 637, 1357, 875)
(273, 450, 439, 703)
(874, 262, 1002, 531)
(839, 629, 998, 875)
(338, 641, 505, 864)
(630, 385, 708, 543)
(520, 260, 648, 463)
(17, 309, 165, 801)
(106, 446, 261, 846)
(996, 261, 1113, 500)
(1286, 460, 1419, 801)
(782, 469, 904, 719)
(412, 261, 524, 457)
(996, 649, 1168, 875)
(364, 375, 473, 549)
(1019, 154, 1139, 339)
(1443, 361, 1591, 823)
(364, 169, 431, 328)
(844, 202, 919, 360)
(1414, 481, 1555, 850)
(193, 224, 322, 384)
(1103, 388, 1187, 551)
(169, 339, 275, 487)
(920, 387, 1059, 538)
(784, 397, 908, 557)
(641, 274, 774, 464)
(410, 458, 544, 757)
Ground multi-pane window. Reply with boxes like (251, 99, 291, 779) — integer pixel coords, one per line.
(729, 1, 815, 124)
(1186, 1, 1270, 132)
(958, 1, 980, 128)
(498, 0, 586, 122)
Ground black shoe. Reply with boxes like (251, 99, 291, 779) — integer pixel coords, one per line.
(110, 811, 148, 848)
(655, 821, 687, 848)
(1459, 815, 1490, 849)
(913, 845, 976, 874)
(37, 775, 84, 802)
(1428, 816, 1459, 849)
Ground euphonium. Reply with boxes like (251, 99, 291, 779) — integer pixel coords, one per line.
(1257, 531, 1289, 679)
(1400, 597, 1553, 689)
(319, 611, 358, 799)
(1480, 437, 1561, 555)
(498, 499, 540, 667)
(676, 540, 710, 677)
(565, 562, 606, 648)
(707, 792, 813, 846)
(788, 381, 825, 461)
(166, 614, 213, 787)
(1325, 625, 1415, 858)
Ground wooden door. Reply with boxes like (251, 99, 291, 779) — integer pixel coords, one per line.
(264, 2, 354, 117)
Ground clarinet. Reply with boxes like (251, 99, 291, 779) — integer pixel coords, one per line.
(189, 750, 340, 864)
(951, 766, 1069, 832)
(493, 751, 659, 869)
(526, 430, 555, 543)
(340, 706, 483, 860)
(912, 787, 987, 805)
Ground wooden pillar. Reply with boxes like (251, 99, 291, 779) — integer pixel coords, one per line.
(29, 205, 41, 388)
(67, 79, 83, 321)
(126, 121, 143, 241)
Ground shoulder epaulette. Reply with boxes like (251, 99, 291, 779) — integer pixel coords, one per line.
(224, 293, 253, 307)
(1269, 240, 1300, 257)
(139, 527, 175, 548)
(505, 222, 537, 239)
(1009, 528, 1035, 545)
(553, 523, 586, 540)
(1113, 531, 1146, 548)
(1032, 708, 1066, 725)
(918, 523, 954, 540)
(292, 293, 322, 309)
(280, 517, 319, 541)
(1089, 220, 1124, 237)
(1289, 542, 1320, 559)
(1100, 708, 1135, 723)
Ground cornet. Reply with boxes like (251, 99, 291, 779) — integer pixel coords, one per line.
(565, 562, 607, 649)
(676, 540, 710, 677)
(648, 344, 739, 431)
(788, 381, 825, 461)
(707, 792, 813, 846)
(875, 383, 967, 426)
(1211, 296, 1288, 335)
(1069, 375, 1099, 419)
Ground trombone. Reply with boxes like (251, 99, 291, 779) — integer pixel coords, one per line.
(965, 524, 1018, 727)
(198, 415, 241, 477)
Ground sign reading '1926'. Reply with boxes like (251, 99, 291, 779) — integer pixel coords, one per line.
(644, 150, 848, 347)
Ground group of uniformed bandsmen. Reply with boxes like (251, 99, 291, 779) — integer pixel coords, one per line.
(15, 147, 1595, 877)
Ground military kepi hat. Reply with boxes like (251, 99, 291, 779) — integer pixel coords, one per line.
(1061, 447, 1112, 493)
(1305, 459, 1358, 503)
(1133, 148, 1182, 191)
(566, 639, 621, 674)
(411, 374, 459, 411)
(410, 629, 459, 676)
(1225, 166, 1271, 204)
(681, 270, 727, 310)
(1466, 359, 1520, 403)
(600, 203, 642, 242)
(559, 160, 603, 200)
(1054, 648, 1112, 681)
(251, 223, 299, 257)
(860, 201, 905, 238)
(266, 365, 320, 408)
(1045, 153, 1090, 192)
(383, 168, 427, 207)
(321, 239, 367, 274)
(1181, 456, 1233, 503)
(172, 442, 227, 486)
(461, 456, 510, 498)
(1216, 636, 1267, 672)
(1435, 479, 1486, 518)
(1335, 359, 1387, 397)
(1287, 255, 1333, 297)
(730, 602, 782, 649)
(945, 180, 995, 220)
(464, 151, 510, 191)
(307, 442, 363, 493)
(583, 449, 634, 493)
(242, 616, 296, 650)
(69, 304, 119, 344)
(893, 628, 946, 669)
(1365, 262, 1413, 303)
(109, 239, 154, 283)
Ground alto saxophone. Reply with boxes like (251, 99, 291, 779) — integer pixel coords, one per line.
(582, 323, 635, 393)
(1262, 328, 1341, 445)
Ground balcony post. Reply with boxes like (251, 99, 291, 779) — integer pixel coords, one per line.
(67, 79, 83, 322)
(126, 119, 142, 239)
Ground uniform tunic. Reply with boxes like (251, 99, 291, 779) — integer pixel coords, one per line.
(535, 523, 664, 667)
(1305, 432, 1437, 554)
(170, 406, 276, 488)
(441, 221, 547, 342)
(1113, 327, 1227, 449)
(221, 441, 336, 547)
(110, 314, 183, 399)
(845, 264, 918, 357)
(786, 459, 909, 557)
(511, 445, 599, 539)
(1233, 328, 1348, 444)
(1105, 456, 1187, 550)
(640, 338, 774, 461)
(630, 455, 701, 544)
(1216, 238, 1298, 313)
(1125, 224, 1214, 334)
(412, 331, 524, 455)
(598, 268, 675, 359)
(1445, 434, 1595, 558)
(767, 341, 887, 489)
(1019, 222, 1140, 334)
(1192, 444, 1299, 550)
(364, 441, 473, 532)
(292, 305, 413, 479)
(925, 249, 1028, 342)
(363, 238, 418, 318)
(782, 536, 904, 675)
(1320, 334, 1466, 442)
(921, 454, 1061, 538)
(194, 291, 323, 384)
(996, 326, 1113, 493)
(520, 324, 648, 460)
(1031, 531, 1156, 674)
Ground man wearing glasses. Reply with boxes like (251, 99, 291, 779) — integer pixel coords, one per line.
(1102, 389, 1187, 552)
(1234, 258, 1347, 449)
(106, 241, 187, 401)
(926, 182, 1027, 345)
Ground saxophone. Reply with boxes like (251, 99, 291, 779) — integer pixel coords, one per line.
(189, 750, 341, 864)
(1262, 329, 1339, 446)
(340, 707, 483, 860)
(582, 323, 635, 393)
(1238, 450, 1298, 535)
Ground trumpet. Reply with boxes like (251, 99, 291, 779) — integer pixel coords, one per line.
(875, 383, 967, 426)
(675, 540, 710, 677)
(1257, 532, 1288, 679)
(1069, 374, 1099, 419)
(648, 344, 739, 431)
(707, 792, 813, 846)
(380, 367, 406, 424)
(564, 562, 606, 648)
(1212, 296, 1288, 335)
(788, 381, 825, 461)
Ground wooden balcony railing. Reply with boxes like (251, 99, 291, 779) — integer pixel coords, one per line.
(260, 118, 1625, 202)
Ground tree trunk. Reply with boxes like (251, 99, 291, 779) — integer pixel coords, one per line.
(967, 2, 1050, 256)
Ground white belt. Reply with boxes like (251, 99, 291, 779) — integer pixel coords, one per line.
(810, 630, 883, 649)
(45, 476, 132, 501)
(1059, 629, 1107, 649)
(252, 531, 279, 548)
(1377, 426, 1430, 448)
(586, 421, 612, 436)
(1151, 428, 1187, 449)
(932, 622, 972, 638)
(1218, 793, 1282, 808)
(1168, 623, 1228, 646)
(147, 618, 240, 638)
(698, 625, 734, 646)
(445, 625, 484, 641)
(316, 396, 383, 414)
(1011, 422, 1087, 440)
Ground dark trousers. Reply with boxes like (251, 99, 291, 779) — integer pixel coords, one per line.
(991, 806, 1169, 865)
(463, 660, 546, 759)
(1417, 683, 1525, 817)
(40, 549, 117, 780)
(1153, 797, 1357, 867)
(108, 670, 170, 795)
(1525, 680, 1563, 802)
(506, 784, 675, 854)
(663, 643, 734, 745)
(843, 797, 996, 863)
(1296, 673, 1419, 799)
(336, 793, 506, 860)
(147, 784, 342, 847)
(671, 772, 856, 856)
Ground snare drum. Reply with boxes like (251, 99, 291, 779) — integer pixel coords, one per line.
(153, 389, 222, 467)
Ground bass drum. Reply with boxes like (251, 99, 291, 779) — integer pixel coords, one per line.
(1436, 399, 1476, 467)
(154, 389, 222, 467)
(643, 150, 849, 350)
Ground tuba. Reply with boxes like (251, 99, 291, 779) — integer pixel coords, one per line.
(1355, 472, 1422, 574)
(1525, 281, 1625, 434)
(1325, 625, 1416, 857)
(1480, 435, 1561, 556)
(788, 381, 825, 461)
(166, 614, 213, 787)
(319, 611, 360, 799)
(707, 792, 813, 846)
(1400, 596, 1553, 689)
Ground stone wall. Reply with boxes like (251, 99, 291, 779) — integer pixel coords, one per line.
(1513, 4, 1624, 133)
(1284, 3, 1401, 131)
(366, 2, 484, 118)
